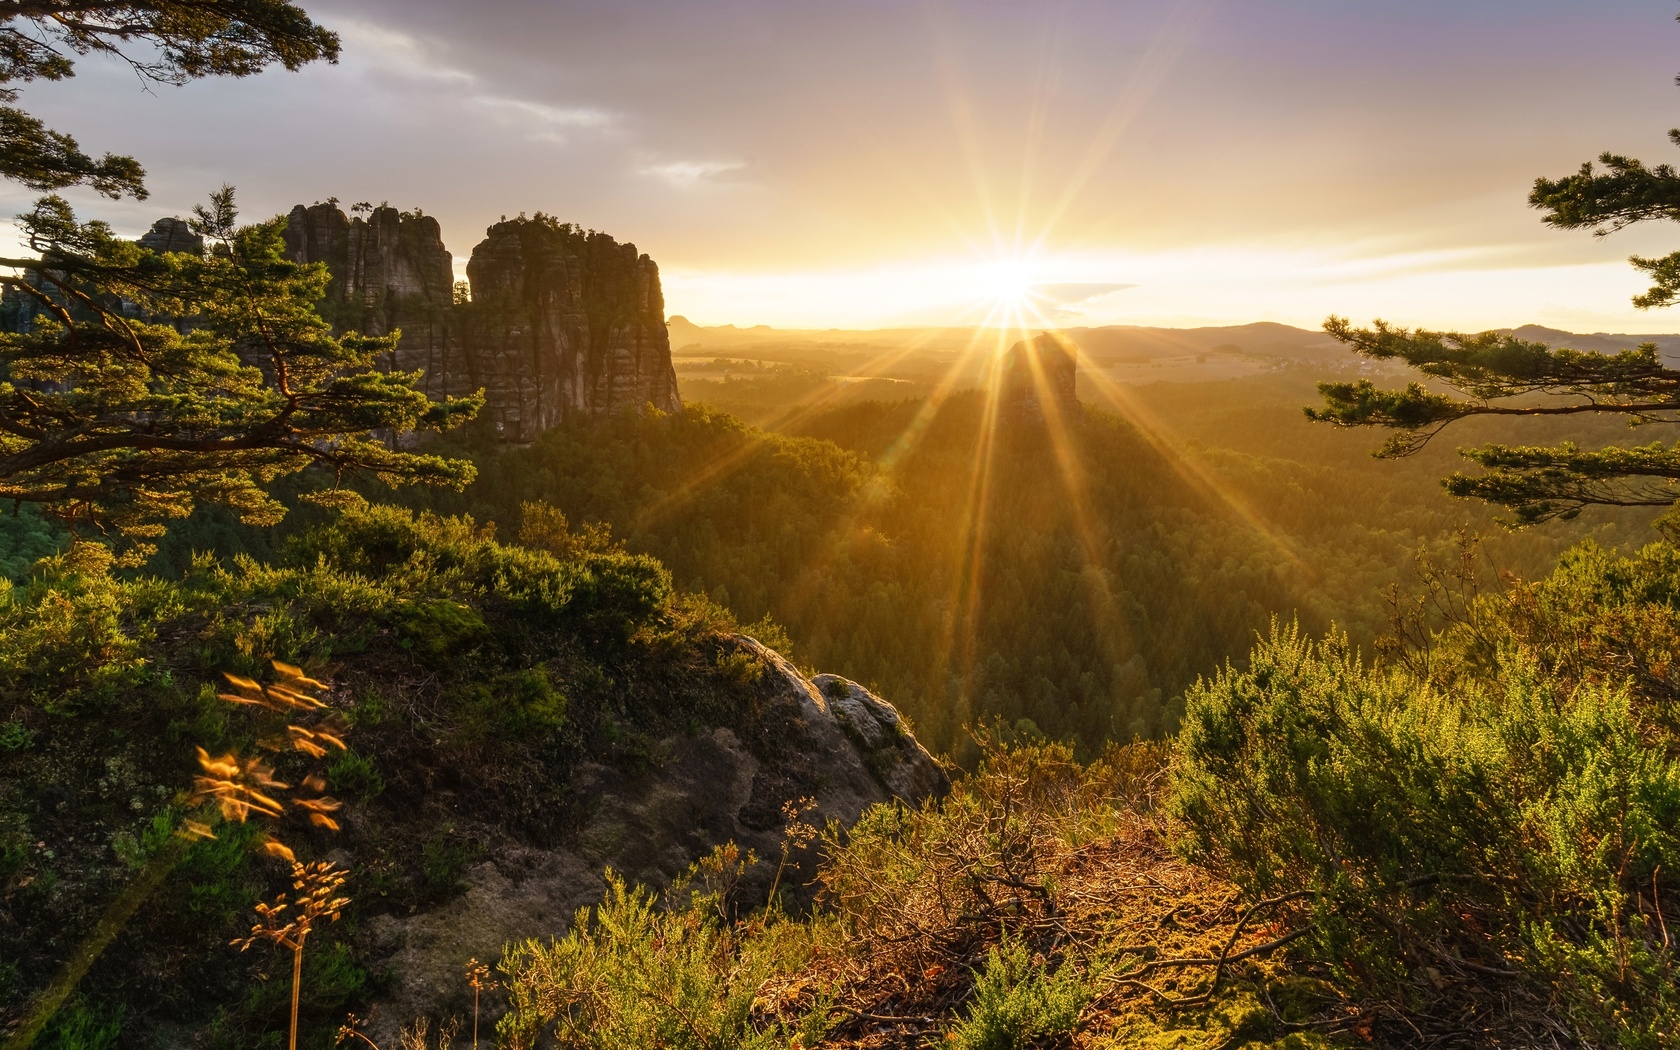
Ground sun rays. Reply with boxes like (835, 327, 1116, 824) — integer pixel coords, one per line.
(642, 0, 1325, 721)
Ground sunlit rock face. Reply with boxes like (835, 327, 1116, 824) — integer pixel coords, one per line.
(1001, 331, 1080, 420)
(280, 204, 680, 441)
(463, 217, 681, 440)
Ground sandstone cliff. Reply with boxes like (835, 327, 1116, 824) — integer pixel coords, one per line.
(136, 216, 202, 256)
(464, 217, 681, 439)
(280, 204, 680, 440)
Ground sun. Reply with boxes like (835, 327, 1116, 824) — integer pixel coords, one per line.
(977, 258, 1035, 312)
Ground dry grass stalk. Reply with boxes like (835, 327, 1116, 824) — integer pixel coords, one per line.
(199, 660, 357, 1046)
(766, 796, 818, 908)
(465, 958, 495, 1050)
(235, 860, 351, 1050)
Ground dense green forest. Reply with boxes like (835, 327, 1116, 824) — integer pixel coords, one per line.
(36, 361, 1642, 760)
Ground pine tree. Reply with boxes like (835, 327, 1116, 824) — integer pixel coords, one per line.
(1311, 7, 1680, 524)
(0, 2, 483, 551)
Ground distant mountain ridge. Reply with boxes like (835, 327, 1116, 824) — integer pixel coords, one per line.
(667, 316, 1680, 365)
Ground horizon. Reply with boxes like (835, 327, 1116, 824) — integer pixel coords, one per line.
(11, 1, 1680, 332)
(665, 315, 1680, 339)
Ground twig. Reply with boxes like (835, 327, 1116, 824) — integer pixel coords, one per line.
(1656, 866, 1671, 950)
(831, 1004, 937, 1025)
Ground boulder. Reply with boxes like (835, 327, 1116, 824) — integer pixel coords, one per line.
(357, 636, 944, 1044)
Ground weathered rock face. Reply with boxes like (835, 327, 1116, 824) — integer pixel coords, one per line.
(1002, 331, 1080, 421)
(282, 204, 455, 331)
(359, 634, 945, 1044)
(136, 216, 203, 256)
(464, 218, 681, 440)
(281, 204, 467, 404)
(279, 204, 680, 441)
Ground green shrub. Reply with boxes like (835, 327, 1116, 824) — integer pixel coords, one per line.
(327, 749, 385, 800)
(1171, 619, 1680, 1046)
(0, 719, 31, 750)
(499, 871, 821, 1050)
(39, 998, 122, 1050)
(946, 937, 1090, 1050)
(420, 827, 484, 902)
(395, 598, 487, 657)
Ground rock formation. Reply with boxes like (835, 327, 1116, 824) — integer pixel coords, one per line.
(136, 216, 203, 255)
(463, 217, 681, 439)
(1001, 331, 1080, 421)
(280, 203, 472, 413)
(360, 635, 945, 1043)
(280, 203, 680, 440)
(0, 217, 203, 331)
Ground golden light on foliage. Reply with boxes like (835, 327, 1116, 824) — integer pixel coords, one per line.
(188, 660, 348, 846)
(192, 748, 288, 822)
(219, 661, 331, 712)
(237, 860, 352, 1050)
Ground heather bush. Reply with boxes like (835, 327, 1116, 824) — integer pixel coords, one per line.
(497, 869, 827, 1050)
(1172, 589, 1680, 1046)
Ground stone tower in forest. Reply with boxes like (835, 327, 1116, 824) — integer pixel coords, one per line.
(1000, 332, 1079, 421)
(279, 203, 681, 442)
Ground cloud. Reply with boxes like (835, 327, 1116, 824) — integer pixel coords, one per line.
(473, 96, 615, 143)
(1029, 282, 1135, 307)
(334, 18, 614, 143)
(639, 159, 747, 188)
(332, 18, 475, 87)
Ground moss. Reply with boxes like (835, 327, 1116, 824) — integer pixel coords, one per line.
(419, 826, 484, 903)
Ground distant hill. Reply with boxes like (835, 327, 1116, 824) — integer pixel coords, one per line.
(667, 316, 1680, 368)
(1063, 322, 1345, 364)
(1508, 324, 1680, 362)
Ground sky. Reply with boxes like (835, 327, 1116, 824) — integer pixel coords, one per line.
(12, 0, 1680, 331)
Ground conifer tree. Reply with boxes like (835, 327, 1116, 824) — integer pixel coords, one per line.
(0, 1, 339, 198)
(0, 2, 483, 549)
(1311, 7, 1680, 524)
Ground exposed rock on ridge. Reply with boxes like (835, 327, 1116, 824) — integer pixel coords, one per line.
(282, 203, 455, 335)
(464, 217, 681, 439)
(280, 203, 681, 441)
(136, 216, 202, 256)
(360, 634, 945, 1043)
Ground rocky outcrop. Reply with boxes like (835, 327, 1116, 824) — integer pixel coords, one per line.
(0, 218, 203, 331)
(281, 203, 468, 406)
(136, 216, 202, 255)
(463, 218, 681, 440)
(359, 635, 945, 1044)
(279, 204, 680, 441)
(1002, 331, 1080, 421)
(282, 203, 455, 333)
